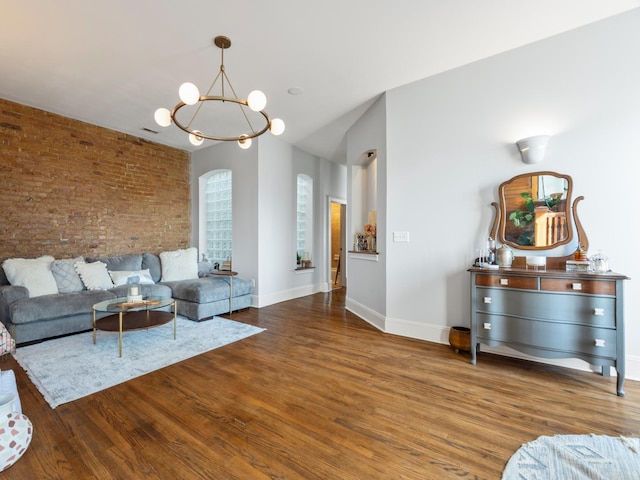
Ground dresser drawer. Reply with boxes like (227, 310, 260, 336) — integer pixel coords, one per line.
(476, 314, 617, 359)
(541, 278, 616, 295)
(475, 274, 537, 290)
(476, 288, 616, 328)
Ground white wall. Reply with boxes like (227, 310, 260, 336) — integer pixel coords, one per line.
(345, 95, 387, 325)
(347, 10, 640, 378)
(257, 136, 294, 301)
(190, 134, 347, 308)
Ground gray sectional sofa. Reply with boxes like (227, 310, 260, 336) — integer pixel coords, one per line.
(0, 252, 253, 344)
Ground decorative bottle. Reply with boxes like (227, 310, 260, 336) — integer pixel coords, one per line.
(574, 245, 587, 261)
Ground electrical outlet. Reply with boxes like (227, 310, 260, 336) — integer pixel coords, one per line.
(393, 231, 410, 242)
(251, 279, 256, 287)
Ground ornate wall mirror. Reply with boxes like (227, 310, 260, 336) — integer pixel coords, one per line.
(490, 171, 588, 257)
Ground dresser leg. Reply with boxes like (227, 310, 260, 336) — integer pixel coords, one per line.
(617, 372, 625, 397)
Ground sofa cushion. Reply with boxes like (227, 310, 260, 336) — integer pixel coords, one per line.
(163, 277, 253, 304)
(108, 269, 155, 287)
(163, 278, 231, 304)
(9, 290, 115, 325)
(86, 254, 143, 272)
(51, 257, 85, 293)
(142, 253, 162, 283)
(159, 247, 198, 282)
(74, 261, 114, 291)
(2, 256, 58, 298)
(226, 277, 253, 296)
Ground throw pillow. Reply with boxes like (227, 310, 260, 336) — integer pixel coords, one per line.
(1, 256, 58, 297)
(198, 261, 214, 277)
(159, 247, 198, 282)
(51, 256, 85, 293)
(142, 253, 162, 283)
(74, 261, 114, 291)
(109, 269, 155, 287)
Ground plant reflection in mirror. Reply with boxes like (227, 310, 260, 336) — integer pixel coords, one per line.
(508, 192, 565, 246)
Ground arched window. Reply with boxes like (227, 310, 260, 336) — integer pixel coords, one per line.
(204, 169, 232, 265)
(296, 174, 313, 261)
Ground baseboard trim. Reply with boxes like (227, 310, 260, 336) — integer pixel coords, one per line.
(345, 296, 385, 331)
(253, 283, 324, 308)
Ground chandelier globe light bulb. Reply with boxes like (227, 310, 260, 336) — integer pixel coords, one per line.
(270, 118, 285, 136)
(179, 82, 200, 105)
(247, 90, 267, 112)
(189, 130, 204, 146)
(154, 108, 172, 127)
(238, 135, 252, 149)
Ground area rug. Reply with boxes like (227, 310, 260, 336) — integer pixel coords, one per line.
(13, 316, 265, 408)
(502, 434, 640, 480)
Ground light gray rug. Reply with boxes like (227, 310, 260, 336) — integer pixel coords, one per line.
(503, 434, 640, 480)
(13, 316, 265, 408)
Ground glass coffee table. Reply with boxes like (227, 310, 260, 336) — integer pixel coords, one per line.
(92, 297, 177, 357)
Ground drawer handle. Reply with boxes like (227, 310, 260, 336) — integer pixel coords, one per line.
(594, 339, 606, 347)
(500, 278, 509, 286)
(483, 297, 492, 304)
(572, 283, 583, 290)
(483, 323, 492, 330)
(593, 308, 605, 316)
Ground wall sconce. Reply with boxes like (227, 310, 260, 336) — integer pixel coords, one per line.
(516, 135, 550, 164)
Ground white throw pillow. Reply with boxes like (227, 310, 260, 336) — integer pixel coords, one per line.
(109, 269, 155, 287)
(2, 256, 58, 297)
(159, 247, 198, 282)
(74, 261, 114, 291)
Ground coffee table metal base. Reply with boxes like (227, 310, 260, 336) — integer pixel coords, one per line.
(93, 307, 177, 357)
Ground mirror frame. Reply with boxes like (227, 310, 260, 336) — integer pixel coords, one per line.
(496, 171, 573, 250)
(489, 171, 589, 265)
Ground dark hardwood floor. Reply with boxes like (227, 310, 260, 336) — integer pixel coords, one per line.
(5, 288, 640, 479)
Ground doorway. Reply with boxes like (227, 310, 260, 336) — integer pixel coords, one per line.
(329, 200, 346, 288)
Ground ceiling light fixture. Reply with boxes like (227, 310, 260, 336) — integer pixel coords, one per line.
(154, 35, 285, 148)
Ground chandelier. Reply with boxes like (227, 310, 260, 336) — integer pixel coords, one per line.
(154, 36, 285, 149)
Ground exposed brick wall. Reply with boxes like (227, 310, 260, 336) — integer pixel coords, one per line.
(0, 98, 191, 262)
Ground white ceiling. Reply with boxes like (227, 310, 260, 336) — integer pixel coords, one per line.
(2, 1, 639, 162)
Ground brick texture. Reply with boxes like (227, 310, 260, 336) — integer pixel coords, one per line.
(0, 98, 191, 262)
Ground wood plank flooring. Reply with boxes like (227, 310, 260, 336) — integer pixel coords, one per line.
(5, 288, 640, 479)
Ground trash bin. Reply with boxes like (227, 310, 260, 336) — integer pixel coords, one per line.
(448, 326, 471, 353)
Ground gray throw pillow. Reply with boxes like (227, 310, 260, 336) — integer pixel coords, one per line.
(51, 256, 85, 293)
(198, 261, 214, 277)
(142, 253, 162, 283)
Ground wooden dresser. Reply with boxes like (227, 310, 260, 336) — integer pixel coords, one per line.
(469, 266, 629, 396)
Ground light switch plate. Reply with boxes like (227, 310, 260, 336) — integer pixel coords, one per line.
(393, 231, 410, 242)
